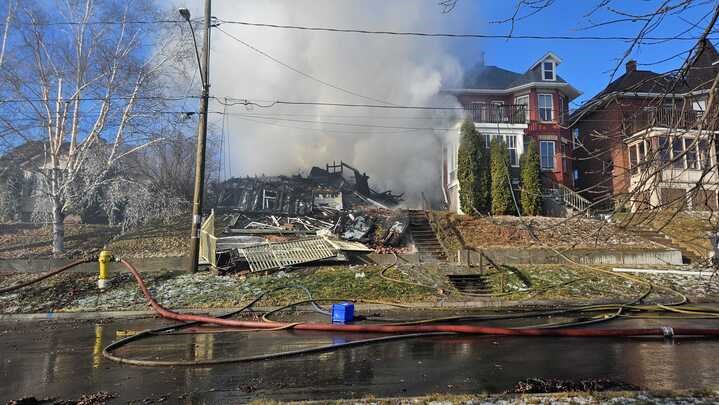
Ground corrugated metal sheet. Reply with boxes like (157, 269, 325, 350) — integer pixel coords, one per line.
(240, 237, 337, 272)
(199, 211, 218, 267)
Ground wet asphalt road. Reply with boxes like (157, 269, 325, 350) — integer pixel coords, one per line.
(2, 314, 719, 403)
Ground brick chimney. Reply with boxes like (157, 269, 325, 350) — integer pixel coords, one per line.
(626, 60, 637, 73)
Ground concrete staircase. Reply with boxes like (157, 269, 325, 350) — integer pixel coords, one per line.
(543, 180, 592, 218)
(407, 209, 447, 261)
(630, 225, 703, 265)
(447, 274, 493, 294)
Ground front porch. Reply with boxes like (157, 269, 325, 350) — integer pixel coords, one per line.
(626, 127, 719, 211)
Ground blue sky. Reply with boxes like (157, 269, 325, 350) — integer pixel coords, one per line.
(445, 1, 717, 107)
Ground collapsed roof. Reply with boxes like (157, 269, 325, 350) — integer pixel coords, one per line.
(214, 161, 403, 214)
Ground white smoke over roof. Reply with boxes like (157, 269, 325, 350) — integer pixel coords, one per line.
(172, 0, 469, 203)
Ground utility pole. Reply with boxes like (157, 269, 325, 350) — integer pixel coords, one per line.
(188, 0, 211, 273)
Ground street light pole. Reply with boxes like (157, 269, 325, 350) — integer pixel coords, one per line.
(186, 0, 211, 273)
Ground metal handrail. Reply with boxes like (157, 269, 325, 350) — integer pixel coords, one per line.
(545, 180, 592, 215)
(463, 104, 527, 124)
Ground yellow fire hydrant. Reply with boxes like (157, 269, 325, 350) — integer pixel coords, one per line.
(98, 250, 112, 289)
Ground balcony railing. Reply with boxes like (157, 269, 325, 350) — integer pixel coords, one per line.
(626, 107, 702, 134)
(463, 104, 527, 124)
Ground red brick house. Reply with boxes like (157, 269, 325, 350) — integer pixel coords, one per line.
(571, 40, 719, 211)
(441, 52, 582, 213)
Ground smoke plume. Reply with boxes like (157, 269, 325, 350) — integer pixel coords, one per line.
(174, 0, 468, 203)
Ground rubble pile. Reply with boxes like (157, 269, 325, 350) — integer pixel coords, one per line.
(210, 161, 411, 273)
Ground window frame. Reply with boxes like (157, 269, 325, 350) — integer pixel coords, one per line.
(629, 144, 638, 175)
(537, 93, 554, 122)
(540, 140, 556, 171)
(514, 95, 530, 121)
(670, 136, 685, 169)
(506, 135, 518, 167)
(572, 128, 580, 148)
(542, 61, 556, 81)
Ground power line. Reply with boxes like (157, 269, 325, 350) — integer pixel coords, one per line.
(8, 18, 715, 41)
(220, 98, 466, 111)
(0, 95, 201, 103)
(227, 112, 452, 131)
(216, 19, 715, 41)
(215, 26, 395, 106)
(9, 19, 184, 26)
(233, 114, 423, 136)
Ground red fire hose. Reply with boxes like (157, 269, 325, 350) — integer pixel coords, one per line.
(120, 259, 719, 338)
(0, 258, 93, 294)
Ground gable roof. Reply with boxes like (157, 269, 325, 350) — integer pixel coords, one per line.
(463, 64, 522, 90)
(602, 69, 676, 94)
(452, 52, 580, 99)
(509, 69, 569, 88)
(570, 40, 719, 122)
(528, 52, 562, 70)
(681, 39, 719, 91)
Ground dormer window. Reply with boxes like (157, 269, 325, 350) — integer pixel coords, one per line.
(542, 61, 556, 81)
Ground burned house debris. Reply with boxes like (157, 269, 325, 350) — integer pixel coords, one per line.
(215, 161, 403, 214)
(205, 161, 411, 273)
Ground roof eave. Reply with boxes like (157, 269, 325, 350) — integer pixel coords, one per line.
(442, 82, 581, 99)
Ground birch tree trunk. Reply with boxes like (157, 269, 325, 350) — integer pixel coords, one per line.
(51, 195, 65, 254)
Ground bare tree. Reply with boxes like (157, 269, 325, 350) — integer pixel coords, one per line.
(0, 0, 187, 254)
(0, 0, 13, 68)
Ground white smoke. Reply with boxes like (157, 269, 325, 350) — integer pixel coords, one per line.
(172, 0, 467, 203)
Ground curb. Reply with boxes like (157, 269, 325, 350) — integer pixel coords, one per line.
(0, 298, 644, 322)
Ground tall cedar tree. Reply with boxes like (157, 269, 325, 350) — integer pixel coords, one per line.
(520, 139, 542, 215)
(490, 137, 514, 215)
(476, 133, 491, 213)
(457, 119, 479, 214)
(457, 120, 490, 214)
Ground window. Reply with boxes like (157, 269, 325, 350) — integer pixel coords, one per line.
(629, 144, 638, 174)
(540, 140, 555, 170)
(638, 142, 645, 163)
(506, 135, 518, 167)
(491, 100, 505, 121)
(602, 160, 613, 175)
(514, 95, 529, 121)
(658, 136, 670, 163)
(671, 137, 684, 169)
(685, 138, 698, 169)
(448, 142, 458, 182)
(572, 128, 580, 148)
(538, 94, 553, 121)
(698, 139, 711, 168)
(483, 133, 491, 149)
(470, 101, 485, 122)
(573, 169, 580, 181)
(542, 61, 556, 81)
(693, 99, 706, 112)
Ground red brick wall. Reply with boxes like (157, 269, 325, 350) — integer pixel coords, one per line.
(454, 88, 576, 189)
(572, 96, 657, 204)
